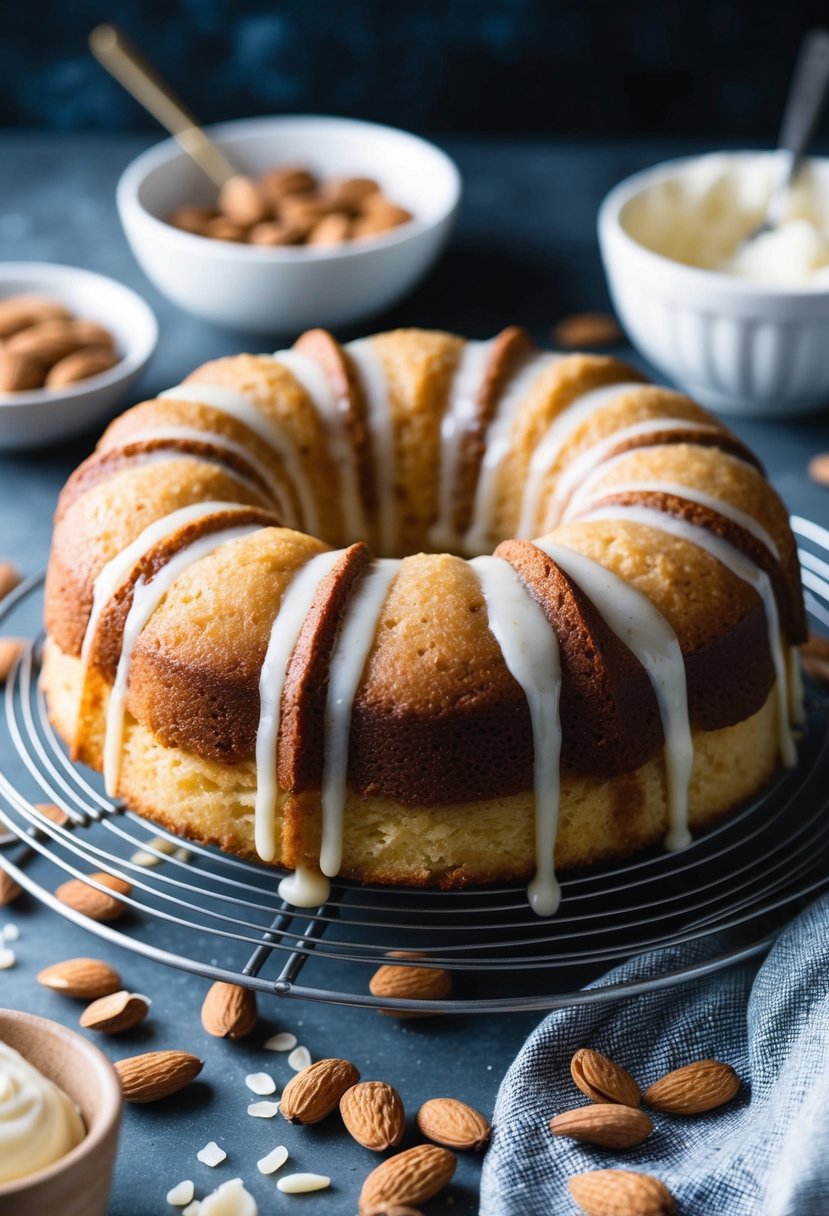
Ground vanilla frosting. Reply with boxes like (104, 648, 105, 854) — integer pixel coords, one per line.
(0, 1040, 85, 1183)
(623, 154, 829, 285)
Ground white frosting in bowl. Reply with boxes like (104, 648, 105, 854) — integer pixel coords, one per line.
(621, 153, 829, 285)
(0, 1040, 85, 1183)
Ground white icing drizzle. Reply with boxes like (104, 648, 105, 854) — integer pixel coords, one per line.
(533, 538, 694, 850)
(462, 353, 559, 555)
(429, 340, 495, 552)
(117, 424, 279, 506)
(577, 504, 797, 767)
(81, 501, 249, 665)
(272, 349, 368, 543)
(513, 381, 645, 541)
(103, 522, 262, 796)
(565, 474, 782, 559)
(319, 559, 400, 879)
(278, 865, 333, 908)
(346, 338, 396, 555)
(159, 382, 319, 534)
(470, 555, 563, 917)
(254, 548, 344, 861)
(540, 418, 720, 530)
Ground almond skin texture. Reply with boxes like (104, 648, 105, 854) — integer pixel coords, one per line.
(46, 347, 119, 388)
(568, 1169, 676, 1216)
(550, 1103, 652, 1149)
(0, 868, 22, 905)
(55, 872, 131, 921)
(37, 957, 122, 999)
(359, 1145, 456, 1214)
(0, 638, 25, 684)
(80, 990, 150, 1033)
(280, 1057, 361, 1124)
(369, 963, 452, 1016)
(340, 1081, 406, 1151)
(115, 1049, 203, 1103)
(642, 1059, 740, 1115)
(200, 981, 258, 1039)
(571, 1048, 641, 1107)
(417, 1097, 491, 1151)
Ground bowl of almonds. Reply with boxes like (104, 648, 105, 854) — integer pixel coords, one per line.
(0, 264, 157, 450)
(116, 114, 461, 333)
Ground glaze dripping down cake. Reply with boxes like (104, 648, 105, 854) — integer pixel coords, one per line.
(41, 327, 806, 915)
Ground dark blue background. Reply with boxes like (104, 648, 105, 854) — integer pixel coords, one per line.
(2, 0, 827, 138)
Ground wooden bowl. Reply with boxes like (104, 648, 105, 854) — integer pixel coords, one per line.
(0, 1008, 122, 1216)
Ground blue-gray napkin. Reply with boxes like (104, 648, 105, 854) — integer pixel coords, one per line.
(480, 894, 829, 1216)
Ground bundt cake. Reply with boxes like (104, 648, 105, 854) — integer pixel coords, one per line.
(41, 327, 806, 915)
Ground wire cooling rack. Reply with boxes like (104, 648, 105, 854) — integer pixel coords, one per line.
(1, 515, 828, 1014)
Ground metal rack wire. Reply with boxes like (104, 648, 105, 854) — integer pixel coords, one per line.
(1, 516, 828, 1014)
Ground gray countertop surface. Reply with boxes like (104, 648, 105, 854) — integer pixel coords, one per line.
(0, 132, 828, 1216)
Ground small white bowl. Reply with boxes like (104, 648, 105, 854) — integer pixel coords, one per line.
(0, 263, 158, 450)
(116, 114, 462, 334)
(598, 153, 829, 418)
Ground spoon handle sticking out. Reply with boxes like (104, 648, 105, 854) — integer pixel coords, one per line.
(766, 27, 829, 231)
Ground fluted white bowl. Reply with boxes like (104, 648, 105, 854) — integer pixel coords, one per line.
(117, 115, 461, 335)
(598, 154, 829, 418)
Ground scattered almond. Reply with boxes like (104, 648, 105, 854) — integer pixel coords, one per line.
(245, 1071, 277, 1096)
(257, 1144, 289, 1175)
(0, 562, 21, 600)
(568, 1169, 676, 1216)
(0, 637, 25, 683)
(369, 963, 453, 1015)
(55, 871, 131, 921)
(80, 989, 150, 1033)
(417, 1097, 491, 1151)
(550, 1103, 653, 1149)
(37, 956, 122, 998)
(571, 1048, 641, 1107)
(46, 347, 119, 388)
(802, 633, 829, 686)
(553, 311, 623, 350)
(340, 1081, 406, 1151)
(279, 1056, 361, 1124)
(0, 868, 22, 906)
(808, 452, 829, 487)
(0, 294, 71, 339)
(116, 1049, 203, 1103)
(166, 1179, 195, 1207)
(642, 1059, 740, 1115)
(277, 1173, 331, 1194)
(359, 1145, 456, 1214)
(34, 801, 70, 826)
(200, 981, 258, 1039)
(196, 1140, 227, 1167)
(287, 1044, 312, 1071)
(0, 947, 15, 970)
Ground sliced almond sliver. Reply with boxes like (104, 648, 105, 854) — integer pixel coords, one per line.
(0, 947, 16, 969)
(257, 1145, 289, 1175)
(277, 1173, 331, 1194)
(248, 1100, 279, 1118)
(196, 1141, 226, 1167)
(264, 1032, 297, 1052)
(245, 1071, 276, 1095)
(287, 1045, 311, 1072)
(166, 1180, 195, 1207)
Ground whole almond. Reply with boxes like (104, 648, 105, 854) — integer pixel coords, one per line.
(308, 212, 352, 246)
(571, 1048, 641, 1107)
(340, 1081, 405, 1151)
(219, 175, 271, 227)
(169, 205, 218, 234)
(56, 872, 131, 921)
(46, 347, 119, 388)
(0, 563, 21, 603)
(323, 176, 381, 213)
(550, 1104, 652, 1149)
(0, 351, 46, 392)
(6, 320, 89, 366)
(359, 1145, 456, 1214)
(259, 166, 318, 202)
(203, 216, 249, 243)
(808, 453, 829, 487)
(80, 990, 150, 1033)
(37, 957, 122, 998)
(642, 1059, 739, 1115)
(369, 963, 452, 1016)
(248, 221, 306, 247)
(417, 1097, 491, 1151)
(0, 295, 71, 339)
(280, 1057, 361, 1124)
(568, 1169, 676, 1216)
(552, 311, 623, 350)
(0, 638, 25, 683)
(35, 801, 70, 826)
(115, 1049, 202, 1103)
(200, 980, 258, 1039)
(0, 868, 22, 906)
(802, 633, 829, 686)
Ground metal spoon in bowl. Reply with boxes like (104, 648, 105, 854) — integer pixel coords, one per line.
(89, 24, 237, 189)
(742, 27, 829, 247)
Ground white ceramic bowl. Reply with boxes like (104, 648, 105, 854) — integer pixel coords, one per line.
(598, 153, 829, 417)
(0, 264, 157, 450)
(117, 115, 462, 335)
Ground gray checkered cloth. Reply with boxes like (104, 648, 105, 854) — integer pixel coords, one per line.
(479, 895, 829, 1215)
